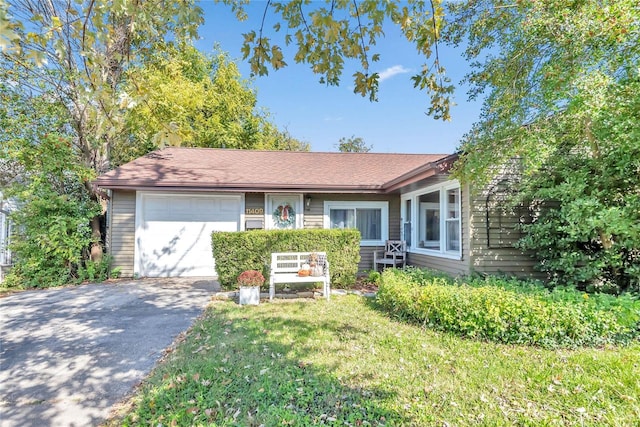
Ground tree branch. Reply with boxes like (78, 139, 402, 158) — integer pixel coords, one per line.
(257, 0, 272, 52)
(352, 0, 369, 72)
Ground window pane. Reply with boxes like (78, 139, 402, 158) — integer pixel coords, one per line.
(447, 188, 460, 219)
(356, 208, 381, 240)
(404, 199, 412, 248)
(446, 219, 460, 251)
(330, 209, 355, 229)
(418, 191, 440, 249)
(446, 188, 461, 252)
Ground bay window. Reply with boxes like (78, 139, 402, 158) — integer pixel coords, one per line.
(401, 182, 461, 258)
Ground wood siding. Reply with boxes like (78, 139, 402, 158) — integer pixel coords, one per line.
(244, 193, 264, 229)
(108, 184, 540, 279)
(468, 165, 542, 279)
(303, 194, 399, 273)
(109, 190, 136, 277)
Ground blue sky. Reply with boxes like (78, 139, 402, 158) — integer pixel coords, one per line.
(196, 2, 483, 154)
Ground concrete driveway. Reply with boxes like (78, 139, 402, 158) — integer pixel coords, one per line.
(0, 278, 218, 427)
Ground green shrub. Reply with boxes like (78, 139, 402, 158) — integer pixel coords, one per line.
(212, 229, 360, 289)
(512, 78, 640, 294)
(76, 255, 116, 283)
(364, 270, 382, 285)
(4, 132, 100, 289)
(376, 268, 640, 348)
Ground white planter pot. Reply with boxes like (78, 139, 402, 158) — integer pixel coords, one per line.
(238, 286, 260, 305)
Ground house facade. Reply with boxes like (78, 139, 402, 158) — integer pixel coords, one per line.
(94, 147, 536, 279)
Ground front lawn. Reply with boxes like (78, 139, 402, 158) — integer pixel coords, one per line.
(108, 296, 639, 426)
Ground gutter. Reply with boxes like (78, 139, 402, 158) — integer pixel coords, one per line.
(93, 183, 388, 194)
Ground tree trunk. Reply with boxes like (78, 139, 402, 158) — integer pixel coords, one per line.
(89, 216, 103, 262)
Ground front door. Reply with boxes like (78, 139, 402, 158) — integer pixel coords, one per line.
(266, 194, 303, 229)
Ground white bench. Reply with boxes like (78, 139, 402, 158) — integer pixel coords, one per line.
(269, 252, 330, 301)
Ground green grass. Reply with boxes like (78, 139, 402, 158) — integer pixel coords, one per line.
(108, 296, 640, 426)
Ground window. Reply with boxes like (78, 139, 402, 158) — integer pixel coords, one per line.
(445, 188, 460, 251)
(418, 191, 440, 250)
(324, 201, 388, 245)
(401, 182, 462, 258)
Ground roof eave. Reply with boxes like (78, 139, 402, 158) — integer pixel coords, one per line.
(382, 153, 459, 193)
(94, 181, 388, 194)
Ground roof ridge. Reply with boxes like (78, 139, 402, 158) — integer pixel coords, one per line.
(157, 146, 450, 156)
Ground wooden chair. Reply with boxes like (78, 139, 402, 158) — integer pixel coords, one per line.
(373, 240, 407, 271)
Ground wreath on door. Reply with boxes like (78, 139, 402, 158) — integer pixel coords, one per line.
(273, 203, 295, 227)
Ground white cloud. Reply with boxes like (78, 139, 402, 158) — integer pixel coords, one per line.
(378, 65, 411, 82)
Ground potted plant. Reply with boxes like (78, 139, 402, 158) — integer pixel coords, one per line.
(237, 270, 265, 305)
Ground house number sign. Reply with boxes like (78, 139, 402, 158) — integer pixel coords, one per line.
(245, 208, 264, 215)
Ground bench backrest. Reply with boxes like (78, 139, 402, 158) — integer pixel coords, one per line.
(271, 252, 327, 273)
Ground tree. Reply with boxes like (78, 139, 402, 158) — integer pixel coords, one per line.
(114, 43, 309, 166)
(217, 0, 454, 120)
(336, 135, 372, 153)
(444, 0, 640, 291)
(0, 88, 101, 287)
(446, 0, 639, 182)
(514, 76, 640, 293)
(1, 1, 312, 286)
(1, 0, 204, 261)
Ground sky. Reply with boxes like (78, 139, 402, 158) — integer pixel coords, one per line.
(195, 2, 484, 154)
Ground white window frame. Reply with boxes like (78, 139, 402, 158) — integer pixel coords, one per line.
(323, 201, 389, 246)
(401, 181, 462, 260)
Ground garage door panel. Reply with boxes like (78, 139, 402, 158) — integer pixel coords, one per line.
(136, 194, 241, 277)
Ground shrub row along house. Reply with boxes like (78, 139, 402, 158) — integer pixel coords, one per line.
(94, 147, 535, 279)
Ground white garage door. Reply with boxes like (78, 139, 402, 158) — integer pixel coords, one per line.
(135, 193, 241, 277)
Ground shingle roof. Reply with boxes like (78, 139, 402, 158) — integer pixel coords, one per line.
(94, 147, 454, 193)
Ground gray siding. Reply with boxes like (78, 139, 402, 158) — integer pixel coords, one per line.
(468, 165, 542, 279)
(303, 193, 399, 232)
(244, 193, 265, 229)
(304, 193, 398, 273)
(109, 190, 136, 277)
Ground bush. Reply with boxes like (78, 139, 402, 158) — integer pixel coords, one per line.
(513, 77, 640, 294)
(4, 132, 100, 289)
(376, 268, 640, 348)
(76, 255, 117, 283)
(364, 270, 382, 285)
(212, 229, 360, 289)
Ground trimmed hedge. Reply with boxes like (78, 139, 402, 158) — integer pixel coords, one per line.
(376, 268, 640, 348)
(212, 229, 360, 289)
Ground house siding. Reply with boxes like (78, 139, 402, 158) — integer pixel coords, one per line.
(467, 164, 542, 279)
(244, 193, 265, 229)
(107, 190, 399, 278)
(109, 190, 136, 277)
(108, 178, 542, 280)
(303, 193, 399, 272)
(468, 192, 540, 278)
